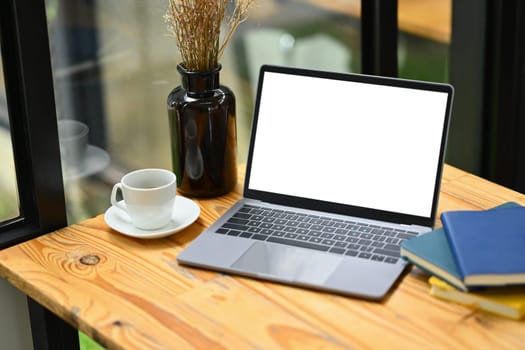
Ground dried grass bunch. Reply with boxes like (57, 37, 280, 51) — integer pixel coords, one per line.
(165, 0, 254, 72)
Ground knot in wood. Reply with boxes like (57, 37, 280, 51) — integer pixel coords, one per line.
(79, 254, 100, 266)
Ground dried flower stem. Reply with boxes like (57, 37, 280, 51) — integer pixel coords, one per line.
(165, 0, 254, 72)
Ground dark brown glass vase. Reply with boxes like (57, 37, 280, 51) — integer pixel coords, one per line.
(167, 63, 237, 197)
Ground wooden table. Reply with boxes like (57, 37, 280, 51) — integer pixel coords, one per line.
(1, 165, 524, 349)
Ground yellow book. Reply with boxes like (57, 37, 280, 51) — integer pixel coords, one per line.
(429, 276, 525, 320)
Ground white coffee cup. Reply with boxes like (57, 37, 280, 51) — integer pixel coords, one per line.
(110, 168, 176, 230)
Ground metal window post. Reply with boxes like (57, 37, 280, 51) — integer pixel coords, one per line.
(361, 0, 398, 77)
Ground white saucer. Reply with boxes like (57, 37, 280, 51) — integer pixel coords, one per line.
(104, 196, 200, 239)
(64, 145, 111, 180)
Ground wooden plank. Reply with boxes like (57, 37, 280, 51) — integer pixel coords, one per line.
(441, 169, 525, 210)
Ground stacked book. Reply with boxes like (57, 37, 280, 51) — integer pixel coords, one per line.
(400, 202, 525, 320)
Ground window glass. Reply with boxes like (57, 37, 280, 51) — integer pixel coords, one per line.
(45, 0, 360, 223)
(0, 41, 20, 223)
(44, 0, 451, 224)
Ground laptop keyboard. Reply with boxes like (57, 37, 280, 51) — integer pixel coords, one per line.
(215, 204, 419, 264)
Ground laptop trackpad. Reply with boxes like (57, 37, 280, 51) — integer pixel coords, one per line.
(231, 242, 343, 284)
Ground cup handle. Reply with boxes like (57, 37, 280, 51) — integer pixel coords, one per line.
(110, 183, 126, 212)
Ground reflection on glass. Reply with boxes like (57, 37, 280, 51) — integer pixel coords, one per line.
(0, 42, 21, 223)
(45, 0, 359, 224)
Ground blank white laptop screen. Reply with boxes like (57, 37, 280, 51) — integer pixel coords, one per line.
(248, 71, 449, 219)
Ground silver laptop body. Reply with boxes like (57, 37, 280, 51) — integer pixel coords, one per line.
(177, 65, 453, 300)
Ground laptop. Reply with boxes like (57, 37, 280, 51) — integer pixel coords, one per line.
(177, 65, 453, 300)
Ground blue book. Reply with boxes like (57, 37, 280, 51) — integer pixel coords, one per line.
(400, 202, 520, 291)
(442, 205, 525, 287)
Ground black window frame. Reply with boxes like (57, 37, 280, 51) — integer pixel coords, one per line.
(483, 0, 525, 192)
(361, 0, 398, 77)
(1, 1, 79, 347)
(0, 0, 67, 248)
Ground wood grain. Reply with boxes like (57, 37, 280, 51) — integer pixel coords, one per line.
(1, 164, 524, 350)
